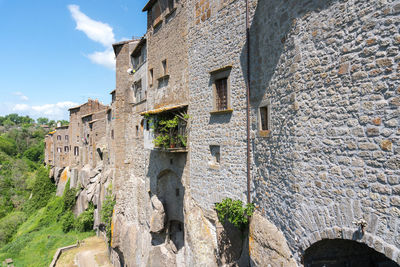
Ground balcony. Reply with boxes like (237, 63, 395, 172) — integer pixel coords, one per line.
(141, 104, 188, 152)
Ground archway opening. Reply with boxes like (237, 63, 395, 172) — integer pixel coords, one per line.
(304, 239, 399, 267)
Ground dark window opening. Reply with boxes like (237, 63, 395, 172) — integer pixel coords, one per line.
(57, 135, 61, 140)
(149, 69, 154, 85)
(162, 59, 167, 76)
(65, 135, 69, 141)
(260, 105, 270, 131)
(215, 78, 228, 111)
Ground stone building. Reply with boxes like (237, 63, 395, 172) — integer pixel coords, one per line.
(45, 0, 400, 266)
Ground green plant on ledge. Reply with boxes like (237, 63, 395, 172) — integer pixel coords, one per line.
(215, 198, 255, 231)
(151, 114, 188, 149)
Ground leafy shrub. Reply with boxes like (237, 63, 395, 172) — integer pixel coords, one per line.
(0, 211, 26, 246)
(75, 205, 94, 232)
(101, 191, 115, 242)
(60, 211, 75, 233)
(23, 142, 44, 162)
(24, 167, 56, 214)
(0, 136, 16, 156)
(215, 198, 255, 231)
(62, 179, 78, 212)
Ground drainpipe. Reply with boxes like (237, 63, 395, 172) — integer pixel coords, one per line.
(245, 0, 251, 205)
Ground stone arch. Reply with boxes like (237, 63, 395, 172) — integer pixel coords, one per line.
(304, 239, 399, 266)
(155, 169, 185, 252)
(300, 227, 400, 265)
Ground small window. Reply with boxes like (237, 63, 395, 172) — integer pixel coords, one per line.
(259, 105, 271, 131)
(136, 125, 139, 137)
(210, 145, 220, 164)
(57, 135, 61, 140)
(111, 130, 114, 139)
(64, 146, 69, 153)
(168, 0, 175, 11)
(74, 146, 79, 156)
(215, 78, 228, 111)
(151, 1, 162, 25)
(162, 59, 167, 76)
(211, 67, 231, 112)
(57, 147, 62, 153)
(76, 135, 79, 143)
(65, 135, 69, 141)
(107, 110, 112, 121)
(149, 69, 154, 86)
(134, 80, 143, 102)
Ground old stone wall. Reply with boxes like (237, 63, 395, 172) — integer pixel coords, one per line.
(146, 0, 189, 109)
(187, 0, 249, 211)
(250, 0, 400, 264)
(44, 0, 400, 266)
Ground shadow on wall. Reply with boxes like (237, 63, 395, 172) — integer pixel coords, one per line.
(239, 0, 340, 232)
(146, 150, 186, 251)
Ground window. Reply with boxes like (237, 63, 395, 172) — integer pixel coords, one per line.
(151, 1, 162, 26)
(57, 147, 62, 153)
(211, 67, 231, 112)
(65, 135, 69, 141)
(136, 125, 139, 137)
(76, 135, 79, 143)
(74, 146, 79, 156)
(107, 110, 112, 121)
(259, 105, 271, 131)
(64, 146, 69, 153)
(210, 145, 220, 164)
(215, 78, 228, 111)
(162, 59, 167, 76)
(134, 80, 143, 102)
(149, 69, 154, 86)
(111, 130, 114, 139)
(168, 0, 175, 12)
(132, 46, 146, 70)
(57, 135, 61, 140)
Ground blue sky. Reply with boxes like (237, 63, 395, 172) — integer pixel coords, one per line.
(0, 0, 148, 120)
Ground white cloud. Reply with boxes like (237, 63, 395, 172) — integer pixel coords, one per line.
(13, 103, 30, 111)
(12, 101, 79, 120)
(68, 4, 115, 47)
(88, 48, 115, 69)
(13, 92, 29, 101)
(68, 4, 117, 69)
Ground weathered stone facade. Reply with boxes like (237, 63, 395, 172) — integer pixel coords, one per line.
(45, 0, 400, 266)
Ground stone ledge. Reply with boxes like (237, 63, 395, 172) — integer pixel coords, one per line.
(210, 109, 233, 115)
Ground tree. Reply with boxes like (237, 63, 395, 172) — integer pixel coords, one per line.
(36, 117, 49, 125)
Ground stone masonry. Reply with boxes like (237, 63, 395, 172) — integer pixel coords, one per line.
(45, 0, 400, 266)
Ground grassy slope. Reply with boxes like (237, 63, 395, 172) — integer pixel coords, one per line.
(0, 196, 94, 266)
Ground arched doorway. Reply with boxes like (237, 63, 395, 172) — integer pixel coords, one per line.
(304, 239, 399, 267)
(156, 170, 185, 253)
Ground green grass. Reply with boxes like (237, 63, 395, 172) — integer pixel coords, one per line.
(0, 196, 95, 266)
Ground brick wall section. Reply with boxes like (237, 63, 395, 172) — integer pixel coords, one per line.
(249, 0, 400, 263)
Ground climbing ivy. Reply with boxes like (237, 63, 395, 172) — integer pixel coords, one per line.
(101, 186, 115, 243)
(215, 198, 255, 231)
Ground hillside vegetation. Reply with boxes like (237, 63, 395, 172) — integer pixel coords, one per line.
(0, 114, 94, 266)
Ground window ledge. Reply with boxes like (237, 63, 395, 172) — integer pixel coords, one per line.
(157, 74, 170, 81)
(165, 7, 177, 19)
(153, 147, 188, 153)
(210, 109, 233, 115)
(208, 162, 220, 170)
(258, 130, 271, 137)
(153, 19, 163, 29)
(130, 99, 147, 106)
